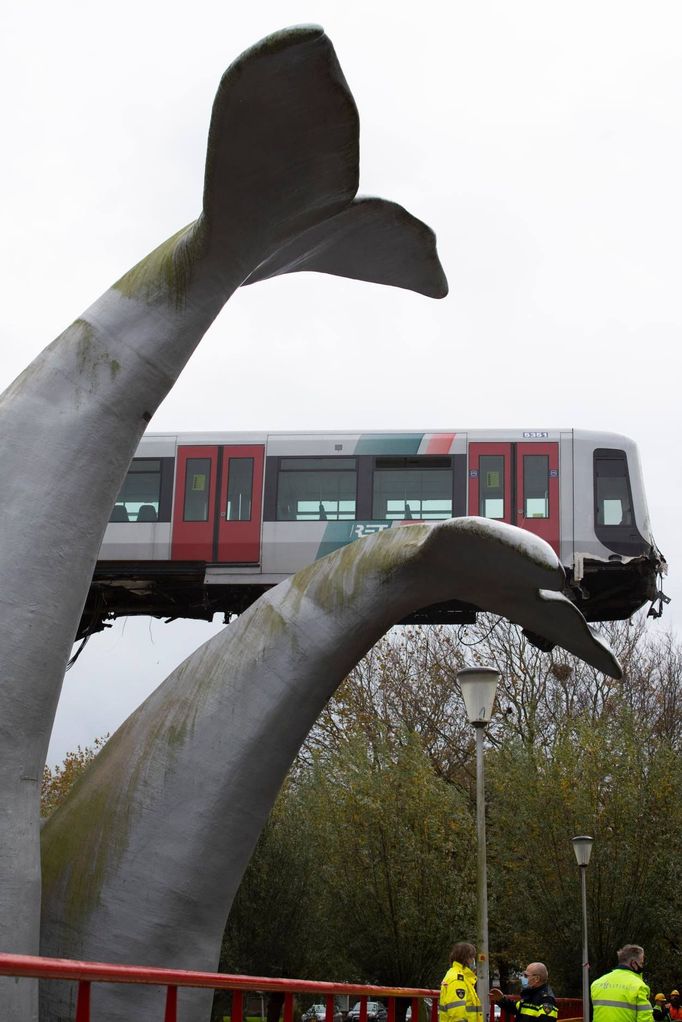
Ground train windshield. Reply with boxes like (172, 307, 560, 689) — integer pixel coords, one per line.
(594, 449, 634, 527)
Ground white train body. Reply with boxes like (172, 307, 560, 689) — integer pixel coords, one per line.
(82, 427, 664, 638)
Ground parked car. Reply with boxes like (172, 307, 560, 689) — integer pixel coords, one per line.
(347, 1003, 388, 1022)
(303, 1005, 343, 1022)
(406, 999, 432, 1021)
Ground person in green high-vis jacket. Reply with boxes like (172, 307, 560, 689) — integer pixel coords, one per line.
(591, 944, 654, 1022)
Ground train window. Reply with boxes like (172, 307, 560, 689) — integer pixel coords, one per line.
(523, 455, 549, 518)
(110, 458, 162, 523)
(184, 458, 211, 522)
(372, 457, 453, 520)
(595, 451, 633, 527)
(226, 459, 253, 521)
(479, 455, 505, 519)
(276, 458, 357, 520)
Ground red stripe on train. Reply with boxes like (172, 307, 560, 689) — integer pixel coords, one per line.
(425, 434, 456, 454)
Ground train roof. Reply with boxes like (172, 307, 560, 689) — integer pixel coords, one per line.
(138, 427, 639, 446)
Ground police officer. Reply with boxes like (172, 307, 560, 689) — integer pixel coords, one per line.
(490, 962, 558, 1022)
(439, 942, 481, 1022)
(591, 944, 654, 1022)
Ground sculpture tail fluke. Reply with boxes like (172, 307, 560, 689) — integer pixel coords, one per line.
(200, 25, 360, 270)
(200, 27, 448, 298)
(242, 196, 449, 298)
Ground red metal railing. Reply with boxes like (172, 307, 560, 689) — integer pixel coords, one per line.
(0, 953, 439, 1022)
(555, 999, 583, 1021)
(0, 953, 586, 1022)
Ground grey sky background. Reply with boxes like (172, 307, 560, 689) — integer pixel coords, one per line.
(1, 2, 680, 764)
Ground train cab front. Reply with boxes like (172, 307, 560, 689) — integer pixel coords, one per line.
(567, 437, 667, 622)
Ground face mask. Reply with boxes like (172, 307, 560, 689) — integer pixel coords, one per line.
(631, 962, 643, 974)
(469, 960, 477, 971)
(520, 977, 529, 990)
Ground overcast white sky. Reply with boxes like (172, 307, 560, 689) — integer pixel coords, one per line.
(2, 2, 681, 764)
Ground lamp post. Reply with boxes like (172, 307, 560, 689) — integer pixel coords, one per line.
(572, 835, 594, 1022)
(458, 667, 500, 1022)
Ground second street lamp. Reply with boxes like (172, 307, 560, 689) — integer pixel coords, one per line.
(572, 835, 594, 1022)
(458, 667, 500, 1022)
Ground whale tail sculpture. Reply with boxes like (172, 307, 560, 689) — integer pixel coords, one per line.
(115, 25, 447, 309)
(0, 25, 447, 1021)
(40, 518, 619, 1022)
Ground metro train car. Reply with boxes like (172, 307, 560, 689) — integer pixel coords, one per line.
(78, 428, 666, 640)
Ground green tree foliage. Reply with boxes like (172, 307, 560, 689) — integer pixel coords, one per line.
(305, 727, 476, 987)
(477, 616, 682, 992)
(303, 628, 471, 784)
(487, 710, 682, 993)
(223, 618, 682, 995)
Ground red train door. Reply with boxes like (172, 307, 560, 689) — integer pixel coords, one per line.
(171, 445, 264, 563)
(516, 441, 559, 554)
(468, 441, 559, 554)
(171, 445, 219, 560)
(216, 445, 264, 563)
(468, 443, 513, 525)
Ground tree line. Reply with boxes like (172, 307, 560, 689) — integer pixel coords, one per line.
(43, 616, 682, 1004)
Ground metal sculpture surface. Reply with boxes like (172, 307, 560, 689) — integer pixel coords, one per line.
(0, 26, 446, 1020)
(40, 517, 619, 1022)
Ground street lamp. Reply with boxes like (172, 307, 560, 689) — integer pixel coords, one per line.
(572, 835, 594, 1022)
(458, 667, 500, 1022)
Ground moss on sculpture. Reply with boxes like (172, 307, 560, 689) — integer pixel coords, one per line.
(113, 221, 206, 308)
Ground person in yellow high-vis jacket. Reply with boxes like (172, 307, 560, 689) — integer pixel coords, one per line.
(439, 942, 482, 1022)
(591, 944, 654, 1022)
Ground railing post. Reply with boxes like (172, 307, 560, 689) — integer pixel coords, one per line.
(233, 988, 244, 1022)
(431, 997, 439, 1022)
(388, 998, 396, 1022)
(326, 993, 336, 1022)
(75, 980, 91, 1022)
(411, 998, 420, 1022)
(284, 991, 294, 1022)
(360, 997, 368, 1022)
(164, 984, 178, 1022)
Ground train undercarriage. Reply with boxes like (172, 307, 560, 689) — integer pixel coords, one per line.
(76, 551, 664, 643)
